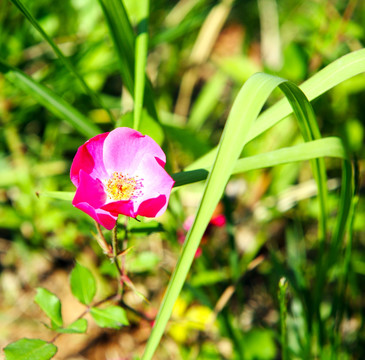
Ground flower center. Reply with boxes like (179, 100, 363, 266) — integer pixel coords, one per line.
(105, 172, 142, 201)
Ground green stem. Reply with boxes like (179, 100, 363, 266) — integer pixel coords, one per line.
(278, 277, 288, 360)
(133, 0, 150, 131)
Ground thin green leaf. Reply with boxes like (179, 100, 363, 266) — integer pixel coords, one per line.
(90, 306, 129, 329)
(188, 71, 227, 131)
(34, 288, 63, 329)
(278, 81, 328, 241)
(133, 0, 149, 131)
(36, 191, 75, 201)
(70, 262, 96, 306)
(55, 319, 88, 334)
(4, 338, 57, 360)
(0, 60, 101, 138)
(97, 0, 158, 121)
(171, 137, 347, 187)
(187, 49, 365, 171)
(9, 0, 114, 122)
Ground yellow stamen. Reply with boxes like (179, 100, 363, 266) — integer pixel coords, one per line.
(105, 172, 141, 201)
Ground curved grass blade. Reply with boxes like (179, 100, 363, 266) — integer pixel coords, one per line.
(278, 82, 328, 241)
(172, 137, 347, 187)
(0, 60, 101, 138)
(142, 70, 354, 358)
(9, 0, 115, 123)
(142, 73, 288, 359)
(187, 49, 365, 171)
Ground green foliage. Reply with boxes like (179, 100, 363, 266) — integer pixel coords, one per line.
(70, 262, 97, 305)
(4, 338, 57, 360)
(90, 306, 129, 329)
(55, 319, 88, 334)
(1, 0, 365, 359)
(34, 288, 63, 329)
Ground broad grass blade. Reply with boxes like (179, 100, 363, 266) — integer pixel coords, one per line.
(0, 60, 101, 138)
(172, 137, 347, 187)
(142, 73, 287, 359)
(187, 49, 365, 171)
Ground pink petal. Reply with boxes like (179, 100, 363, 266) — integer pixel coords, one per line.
(102, 128, 166, 175)
(74, 202, 118, 230)
(70, 132, 109, 187)
(72, 170, 117, 230)
(137, 194, 168, 218)
(134, 154, 174, 201)
(73, 170, 107, 208)
(101, 200, 136, 218)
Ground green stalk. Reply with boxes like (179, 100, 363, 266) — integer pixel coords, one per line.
(278, 277, 288, 360)
(133, 0, 150, 131)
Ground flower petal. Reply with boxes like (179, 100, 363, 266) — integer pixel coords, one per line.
(102, 128, 166, 175)
(132, 154, 174, 217)
(70, 132, 109, 187)
(72, 170, 117, 230)
(137, 194, 168, 218)
(101, 200, 136, 218)
(134, 154, 174, 201)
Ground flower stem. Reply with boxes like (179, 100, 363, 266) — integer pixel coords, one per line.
(112, 223, 124, 296)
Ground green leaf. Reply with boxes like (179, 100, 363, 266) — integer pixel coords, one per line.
(171, 137, 347, 187)
(34, 288, 63, 329)
(9, 0, 114, 123)
(36, 191, 75, 201)
(90, 306, 129, 329)
(187, 49, 365, 171)
(4, 338, 57, 360)
(133, 0, 150, 131)
(55, 319, 88, 334)
(97, 0, 158, 122)
(70, 262, 96, 306)
(188, 71, 227, 131)
(0, 60, 101, 138)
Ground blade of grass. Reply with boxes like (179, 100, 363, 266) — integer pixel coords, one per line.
(172, 137, 347, 187)
(97, 0, 159, 122)
(143, 73, 315, 359)
(36, 191, 75, 201)
(188, 71, 227, 131)
(142, 70, 352, 357)
(0, 60, 101, 138)
(133, 0, 149, 131)
(97, 0, 135, 94)
(278, 82, 328, 242)
(9, 0, 115, 123)
(187, 49, 365, 171)
(278, 277, 289, 360)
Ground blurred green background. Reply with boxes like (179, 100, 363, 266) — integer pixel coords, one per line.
(1, 0, 364, 359)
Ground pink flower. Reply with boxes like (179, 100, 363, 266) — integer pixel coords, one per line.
(70, 127, 174, 230)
